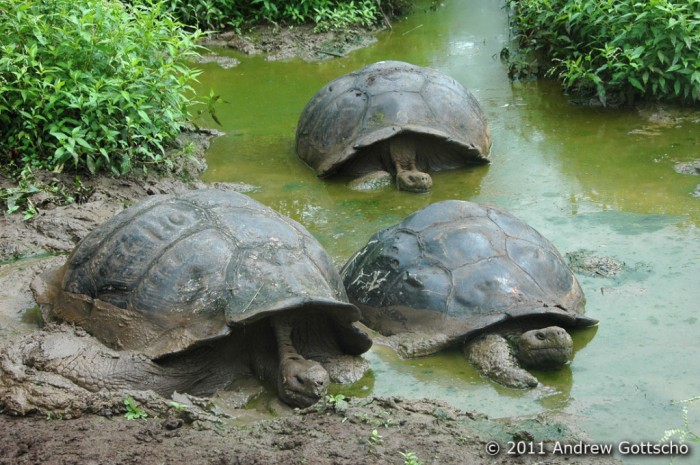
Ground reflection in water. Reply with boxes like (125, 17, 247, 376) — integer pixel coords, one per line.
(192, 0, 700, 459)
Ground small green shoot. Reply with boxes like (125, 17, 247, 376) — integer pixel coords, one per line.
(124, 397, 148, 420)
(168, 401, 189, 410)
(367, 428, 384, 454)
(661, 396, 700, 444)
(400, 451, 423, 465)
(326, 393, 349, 413)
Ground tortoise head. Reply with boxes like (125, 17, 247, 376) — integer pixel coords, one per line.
(516, 326, 573, 369)
(396, 170, 433, 193)
(277, 354, 329, 408)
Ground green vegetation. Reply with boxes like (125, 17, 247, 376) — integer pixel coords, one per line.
(367, 428, 383, 453)
(0, 0, 410, 218)
(326, 393, 350, 412)
(661, 396, 700, 445)
(507, 0, 700, 105)
(165, 0, 411, 32)
(0, 166, 81, 219)
(165, 0, 375, 31)
(400, 451, 423, 465)
(123, 396, 148, 420)
(168, 401, 189, 410)
(0, 0, 203, 177)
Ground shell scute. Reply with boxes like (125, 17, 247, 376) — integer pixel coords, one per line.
(420, 224, 504, 270)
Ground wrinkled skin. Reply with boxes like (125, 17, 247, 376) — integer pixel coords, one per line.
(465, 326, 573, 389)
(348, 134, 433, 193)
(390, 135, 433, 192)
(272, 316, 330, 407)
(0, 313, 369, 414)
(517, 326, 573, 369)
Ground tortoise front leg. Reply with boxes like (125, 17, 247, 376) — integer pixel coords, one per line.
(389, 134, 432, 192)
(271, 315, 329, 407)
(464, 334, 538, 389)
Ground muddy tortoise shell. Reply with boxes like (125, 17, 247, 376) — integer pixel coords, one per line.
(295, 60, 492, 177)
(340, 200, 595, 352)
(42, 190, 370, 359)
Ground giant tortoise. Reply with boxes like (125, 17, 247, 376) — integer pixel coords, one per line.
(341, 200, 597, 388)
(24, 190, 371, 408)
(296, 61, 491, 192)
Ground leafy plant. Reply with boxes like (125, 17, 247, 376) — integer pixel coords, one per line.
(400, 451, 423, 465)
(1, 167, 40, 219)
(325, 393, 350, 413)
(124, 397, 148, 420)
(506, 0, 700, 105)
(0, 166, 75, 219)
(661, 396, 700, 445)
(0, 0, 203, 176)
(190, 89, 227, 129)
(313, 1, 379, 32)
(164, 0, 386, 32)
(368, 428, 383, 446)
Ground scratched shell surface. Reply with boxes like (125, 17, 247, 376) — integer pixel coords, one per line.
(340, 200, 590, 343)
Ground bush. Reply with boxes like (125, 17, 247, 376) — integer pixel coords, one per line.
(0, 0, 203, 176)
(164, 0, 387, 32)
(507, 0, 700, 105)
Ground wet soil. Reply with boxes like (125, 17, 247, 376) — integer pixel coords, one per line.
(0, 395, 621, 465)
(0, 32, 622, 465)
(200, 25, 379, 63)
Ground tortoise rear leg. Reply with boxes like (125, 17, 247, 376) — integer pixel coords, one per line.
(271, 315, 329, 407)
(389, 134, 432, 192)
(464, 334, 538, 389)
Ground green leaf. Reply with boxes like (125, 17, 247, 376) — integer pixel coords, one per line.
(75, 137, 92, 150)
(86, 155, 96, 174)
(628, 77, 644, 91)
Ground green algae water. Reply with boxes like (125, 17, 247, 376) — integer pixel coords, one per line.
(193, 0, 700, 460)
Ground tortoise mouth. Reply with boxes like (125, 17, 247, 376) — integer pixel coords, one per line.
(399, 183, 432, 193)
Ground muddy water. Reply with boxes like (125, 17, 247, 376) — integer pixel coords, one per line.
(193, 0, 699, 459)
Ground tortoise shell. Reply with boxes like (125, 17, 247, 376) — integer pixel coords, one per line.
(295, 61, 491, 177)
(43, 190, 370, 359)
(341, 200, 594, 352)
